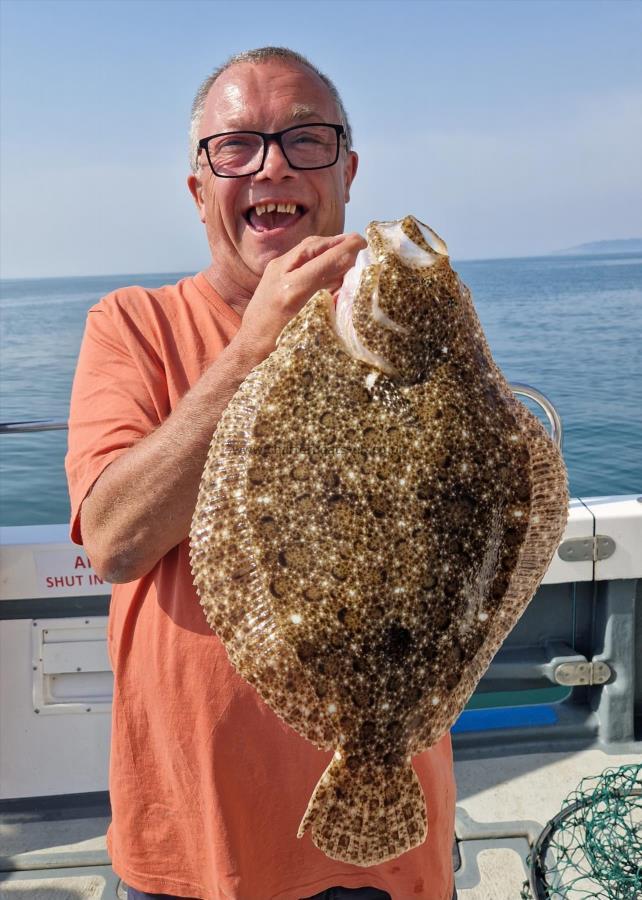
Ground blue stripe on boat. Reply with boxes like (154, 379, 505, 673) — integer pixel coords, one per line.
(451, 704, 559, 733)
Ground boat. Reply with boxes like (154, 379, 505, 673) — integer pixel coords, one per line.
(1, 399, 640, 899)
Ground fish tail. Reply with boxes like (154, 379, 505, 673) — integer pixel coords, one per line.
(297, 753, 427, 866)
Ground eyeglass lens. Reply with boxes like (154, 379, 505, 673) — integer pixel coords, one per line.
(206, 125, 340, 176)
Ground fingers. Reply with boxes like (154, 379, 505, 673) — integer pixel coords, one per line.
(286, 232, 366, 273)
(303, 233, 366, 294)
(285, 232, 366, 297)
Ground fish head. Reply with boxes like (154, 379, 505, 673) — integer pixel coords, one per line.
(335, 215, 461, 382)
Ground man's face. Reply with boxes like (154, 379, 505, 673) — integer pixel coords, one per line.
(188, 60, 359, 295)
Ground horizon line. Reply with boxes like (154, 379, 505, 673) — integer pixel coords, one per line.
(4, 247, 642, 283)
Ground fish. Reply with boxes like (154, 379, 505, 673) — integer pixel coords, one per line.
(190, 215, 568, 867)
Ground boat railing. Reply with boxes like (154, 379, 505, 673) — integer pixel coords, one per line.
(0, 420, 68, 434)
(510, 383, 563, 449)
(0, 381, 563, 442)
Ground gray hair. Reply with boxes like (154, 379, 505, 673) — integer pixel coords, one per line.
(189, 46, 353, 172)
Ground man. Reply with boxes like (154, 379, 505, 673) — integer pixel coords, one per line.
(66, 47, 457, 900)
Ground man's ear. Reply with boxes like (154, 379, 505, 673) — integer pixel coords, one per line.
(343, 150, 359, 203)
(187, 172, 207, 224)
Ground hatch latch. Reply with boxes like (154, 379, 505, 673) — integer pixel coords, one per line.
(557, 535, 616, 563)
(554, 660, 612, 686)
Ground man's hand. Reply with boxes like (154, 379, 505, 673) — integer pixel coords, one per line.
(235, 232, 366, 366)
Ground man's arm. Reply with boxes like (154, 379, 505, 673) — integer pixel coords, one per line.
(79, 233, 365, 583)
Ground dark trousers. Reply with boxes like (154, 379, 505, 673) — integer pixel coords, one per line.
(126, 884, 457, 899)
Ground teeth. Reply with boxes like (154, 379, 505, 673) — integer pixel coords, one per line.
(252, 203, 298, 217)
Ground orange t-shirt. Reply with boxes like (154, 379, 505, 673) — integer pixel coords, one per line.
(65, 272, 456, 900)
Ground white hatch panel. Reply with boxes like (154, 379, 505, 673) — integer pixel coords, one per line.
(0, 617, 112, 799)
(32, 618, 112, 715)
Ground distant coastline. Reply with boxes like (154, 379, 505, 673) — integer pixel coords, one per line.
(554, 238, 642, 256)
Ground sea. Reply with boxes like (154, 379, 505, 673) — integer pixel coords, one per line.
(1, 253, 641, 527)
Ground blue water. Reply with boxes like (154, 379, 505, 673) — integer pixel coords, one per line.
(1, 254, 641, 527)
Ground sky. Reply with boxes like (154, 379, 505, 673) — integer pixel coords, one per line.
(1, 0, 641, 278)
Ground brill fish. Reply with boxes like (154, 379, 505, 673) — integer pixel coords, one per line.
(190, 216, 568, 867)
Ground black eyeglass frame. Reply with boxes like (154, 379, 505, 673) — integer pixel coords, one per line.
(197, 123, 347, 178)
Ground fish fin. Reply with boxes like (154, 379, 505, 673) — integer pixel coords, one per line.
(191, 363, 335, 751)
(298, 754, 427, 867)
(508, 404, 569, 594)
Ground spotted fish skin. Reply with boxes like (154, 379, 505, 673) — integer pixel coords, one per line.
(190, 216, 568, 867)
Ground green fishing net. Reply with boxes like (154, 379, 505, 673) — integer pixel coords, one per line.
(521, 763, 642, 899)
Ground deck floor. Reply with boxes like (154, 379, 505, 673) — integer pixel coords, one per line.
(1, 747, 640, 899)
(454, 747, 641, 898)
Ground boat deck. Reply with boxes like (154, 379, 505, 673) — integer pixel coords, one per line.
(455, 747, 641, 898)
(1, 746, 640, 899)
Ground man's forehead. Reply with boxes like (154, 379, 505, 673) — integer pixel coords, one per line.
(202, 61, 338, 131)
(218, 100, 328, 129)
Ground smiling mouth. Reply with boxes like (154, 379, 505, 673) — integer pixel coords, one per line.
(244, 202, 307, 232)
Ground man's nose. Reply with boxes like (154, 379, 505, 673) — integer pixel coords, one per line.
(256, 137, 294, 180)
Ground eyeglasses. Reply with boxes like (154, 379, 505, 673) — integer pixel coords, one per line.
(198, 123, 346, 178)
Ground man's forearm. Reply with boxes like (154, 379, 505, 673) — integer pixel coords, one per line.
(80, 334, 263, 583)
